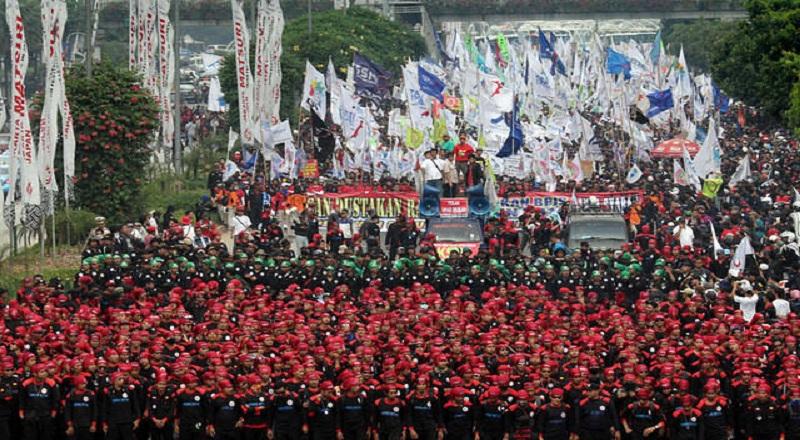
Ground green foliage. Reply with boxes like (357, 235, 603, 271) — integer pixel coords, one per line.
(221, 7, 427, 128)
(63, 62, 160, 223)
(53, 209, 99, 246)
(661, 19, 740, 73)
(141, 175, 209, 214)
(707, 0, 800, 128)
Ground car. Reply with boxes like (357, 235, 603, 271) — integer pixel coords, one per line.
(566, 212, 629, 250)
(425, 217, 485, 258)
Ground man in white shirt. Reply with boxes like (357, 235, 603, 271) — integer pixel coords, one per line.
(733, 280, 759, 322)
(773, 291, 791, 320)
(673, 217, 695, 249)
(232, 208, 252, 237)
(420, 149, 444, 194)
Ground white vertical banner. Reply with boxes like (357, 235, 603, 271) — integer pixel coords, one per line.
(0, 89, 6, 132)
(266, 0, 284, 121)
(157, 0, 174, 148)
(253, 0, 269, 138)
(136, 0, 149, 72)
(5, 0, 40, 205)
(231, 0, 255, 144)
(129, 0, 138, 69)
(143, 0, 158, 94)
(38, 0, 64, 193)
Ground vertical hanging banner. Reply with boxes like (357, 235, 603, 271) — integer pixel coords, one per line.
(129, 0, 137, 69)
(253, 0, 269, 137)
(142, 0, 158, 94)
(6, 0, 40, 206)
(231, 0, 255, 145)
(157, 0, 174, 148)
(266, 0, 284, 122)
(38, 0, 66, 194)
(136, 0, 149, 72)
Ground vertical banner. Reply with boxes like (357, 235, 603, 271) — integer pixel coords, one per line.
(266, 0, 284, 121)
(253, 0, 268, 139)
(157, 0, 174, 148)
(38, 0, 64, 194)
(129, 0, 137, 69)
(231, 0, 255, 144)
(136, 0, 149, 72)
(5, 0, 40, 206)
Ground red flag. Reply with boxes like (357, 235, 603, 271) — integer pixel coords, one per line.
(737, 106, 746, 127)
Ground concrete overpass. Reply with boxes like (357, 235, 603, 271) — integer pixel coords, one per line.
(424, 0, 747, 23)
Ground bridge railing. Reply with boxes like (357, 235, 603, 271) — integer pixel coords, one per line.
(425, 0, 745, 17)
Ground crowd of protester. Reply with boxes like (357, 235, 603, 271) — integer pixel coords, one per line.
(2, 103, 800, 440)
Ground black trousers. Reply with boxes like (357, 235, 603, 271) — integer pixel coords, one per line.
(24, 418, 55, 440)
(106, 423, 134, 440)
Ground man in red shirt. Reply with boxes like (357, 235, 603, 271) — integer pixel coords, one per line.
(453, 133, 474, 192)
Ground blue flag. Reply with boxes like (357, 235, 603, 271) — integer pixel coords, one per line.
(497, 102, 524, 158)
(538, 29, 565, 76)
(646, 89, 674, 118)
(650, 31, 661, 65)
(606, 48, 631, 80)
(418, 65, 446, 101)
(353, 53, 392, 99)
(713, 83, 730, 114)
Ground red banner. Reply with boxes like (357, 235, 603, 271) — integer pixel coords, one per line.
(303, 190, 643, 220)
(440, 198, 468, 218)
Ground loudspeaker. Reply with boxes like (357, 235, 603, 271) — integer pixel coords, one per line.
(420, 196, 441, 217)
(466, 184, 485, 198)
(420, 183, 441, 218)
(469, 196, 490, 217)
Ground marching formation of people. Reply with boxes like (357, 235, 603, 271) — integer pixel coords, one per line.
(3, 90, 800, 440)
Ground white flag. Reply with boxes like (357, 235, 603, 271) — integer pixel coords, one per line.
(38, 0, 67, 193)
(207, 76, 224, 112)
(301, 61, 326, 117)
(625, 163, 643, 184)
(227, 129, 239, 154)
(728, 154, 751, 188)
(253, 0, 269, 126)
(710, 221, 725, 261)
(0, 89, 6, 131)
(157, 0, 174, 149)
(694, 118, 721, 179)
(129, 0, 138, 69)
(327, 59, 342, 125)
(231, 0, 255, 144)
(673, 159, 689, 186)
(682, 145, 702, 191)
(265, 0, 283, 121)
(729, 235, 754, 277)
(6, 0, 40, 205)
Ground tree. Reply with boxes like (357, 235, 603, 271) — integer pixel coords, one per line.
(662, 19, 740, 73)
(220, 7, 426, 129)
(48, 63, 159, 223)
(707, 0, 800, 129)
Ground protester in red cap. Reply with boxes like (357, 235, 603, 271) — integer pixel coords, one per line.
(240, 374, 272, 440)
(271, 378, 304, 439)
(372, 384, 406, 440)
(0, 360, 21, 439)
(337, 377, 370, 440)
(695, 380, 732, 440)
(670, 395, 703, 439)
(102, 372, 140, 440)
(306, 381, 338, 440)
(406, 378, 442, 440)
(576, 382, 619, 440)
(508, 390, 535, 440)
(19, 364, 60, 440)
(745, 383, 783, 440)
(621, 389, 664, 440)
(144, 374, 175, 440)
(174, 374, 205, 439)
(207, 379, 240, 440)
(535, 387, 574, 440)
(64, 374, 97, 439)
(475, 386, 510, 440)
(442, 387, 474, 440)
